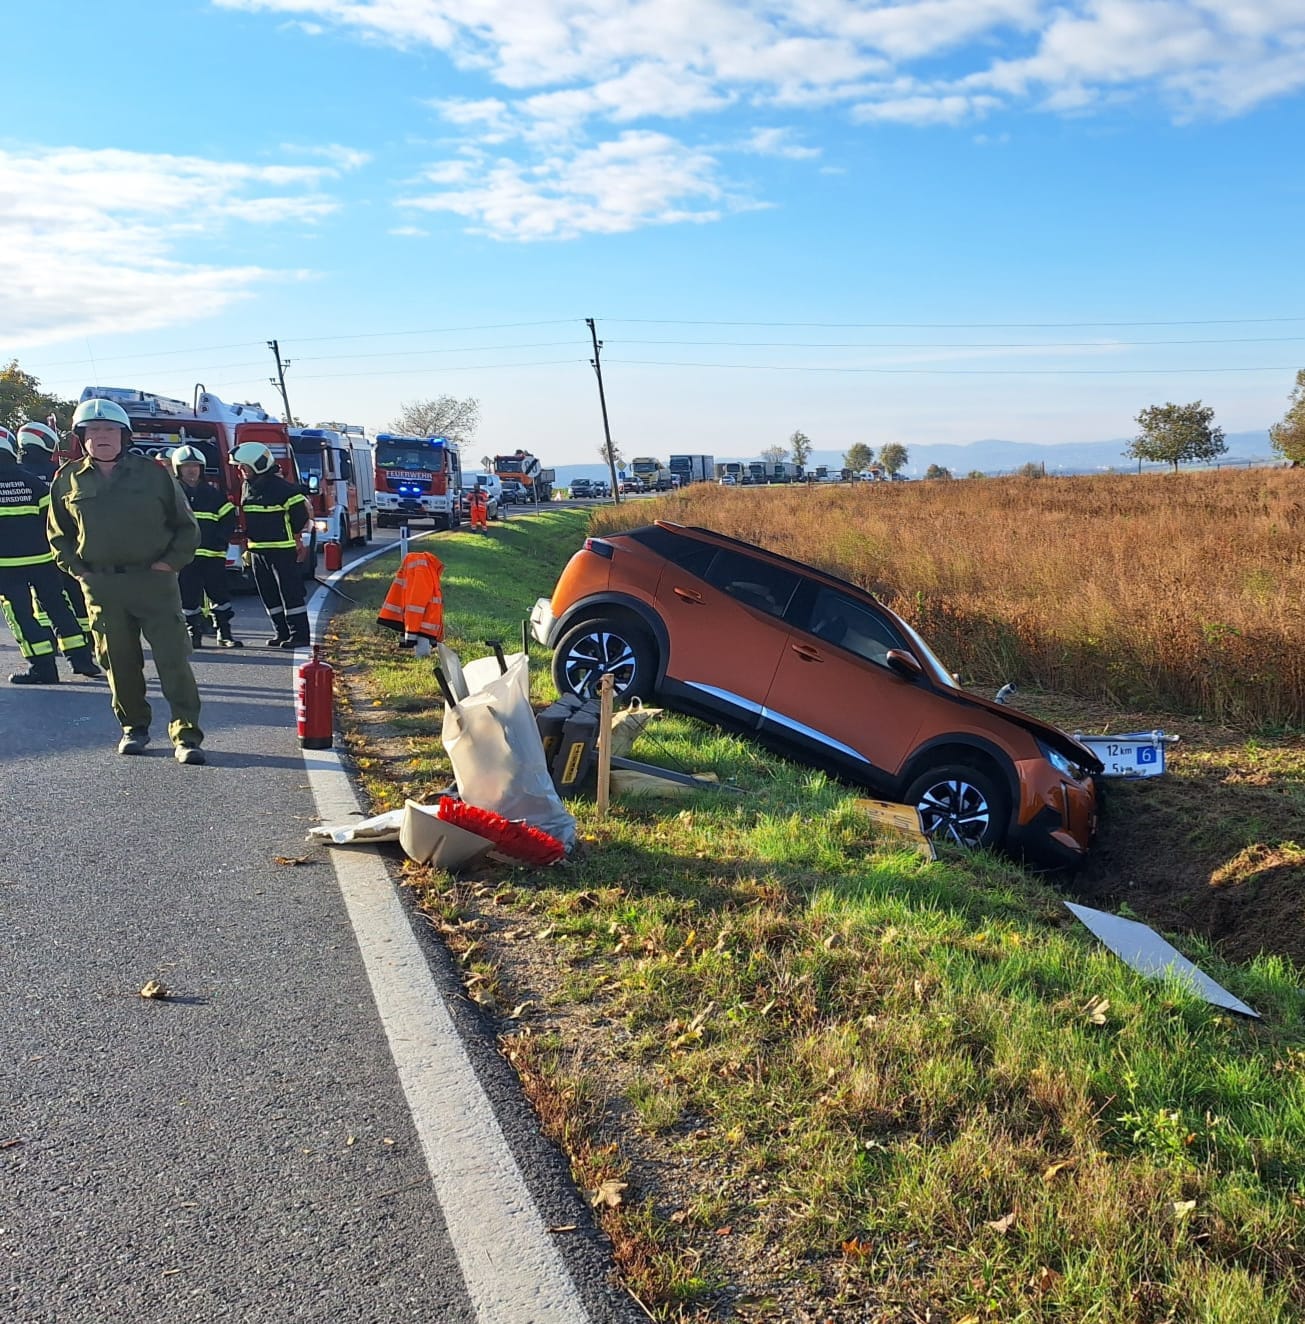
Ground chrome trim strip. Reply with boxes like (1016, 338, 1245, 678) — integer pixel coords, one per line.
(759, 707, 874, 765)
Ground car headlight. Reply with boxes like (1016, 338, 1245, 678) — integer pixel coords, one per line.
(314, 519, 329, 532)
(1039, 741, 1085, 780)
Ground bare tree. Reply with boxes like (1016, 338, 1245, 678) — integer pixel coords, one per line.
(390, 395, 481, 446)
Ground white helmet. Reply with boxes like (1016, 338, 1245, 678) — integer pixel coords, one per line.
(0, 427, 16, 459)
(230, 441, 275, 476)
(17, 421, 59, 452)
(72, 397, 132, 432)
(170, 444, 207, 473)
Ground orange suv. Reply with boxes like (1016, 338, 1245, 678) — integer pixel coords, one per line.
(531, 522, 1101, 866)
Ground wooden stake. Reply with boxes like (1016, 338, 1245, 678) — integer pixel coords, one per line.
(596, 673, 614, 818)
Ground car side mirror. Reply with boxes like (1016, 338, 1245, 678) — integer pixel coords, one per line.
(885, 648, 924, 679)
(307, 474, 320, 492)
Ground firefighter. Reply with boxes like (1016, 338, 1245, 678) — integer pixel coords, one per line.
(0, 429, 101, 684)
(47, 397, 205, 762)
(468, 481, 490, 532)
(230, 441, 311, 648)
(170, 444, 241, 648)
(15, 419, 94, 650)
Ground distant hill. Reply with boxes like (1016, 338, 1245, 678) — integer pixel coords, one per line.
(550, 431, 1276, 486)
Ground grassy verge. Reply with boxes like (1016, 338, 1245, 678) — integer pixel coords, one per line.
(329, 509, 1305, 1322)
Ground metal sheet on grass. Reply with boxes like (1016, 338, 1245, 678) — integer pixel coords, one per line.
(1065, 903, 1259, 1018)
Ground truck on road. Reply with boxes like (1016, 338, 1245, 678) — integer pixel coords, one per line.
(668, 453, 714, 486)
(291, 425, 377, 548)
(631, 456, 674, 491)
(373, 434, 463, 530)
(494, 450, 553, 503)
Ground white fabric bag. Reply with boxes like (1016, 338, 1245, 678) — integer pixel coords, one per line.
(441, 652, 576, 848)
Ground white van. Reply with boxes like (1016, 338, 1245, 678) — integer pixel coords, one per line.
(460, 471, 503, 519)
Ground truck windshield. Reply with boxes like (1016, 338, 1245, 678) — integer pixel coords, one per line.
(377, 441, 444, 471)
(291, 444, 323, 479)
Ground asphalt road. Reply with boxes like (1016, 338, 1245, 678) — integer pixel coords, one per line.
(0, 530, 636, 1324)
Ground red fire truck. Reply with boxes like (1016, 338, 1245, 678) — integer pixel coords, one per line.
(372, 433, 462, 530)
(290, 425, 377, 549)
(69, 386, 313, 585)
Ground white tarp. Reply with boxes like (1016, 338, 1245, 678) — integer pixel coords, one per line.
(1065, 902, 1260, 1018)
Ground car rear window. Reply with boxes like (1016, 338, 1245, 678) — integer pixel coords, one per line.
(628, 525, 716, 578)
(701, 548, 801, 618)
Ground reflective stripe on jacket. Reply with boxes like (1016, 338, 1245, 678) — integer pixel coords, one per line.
(0, 467, 56, 569)
(181, 480, 237, 559)
(377, 551, 444, 643)
(242, 473, 310, 551)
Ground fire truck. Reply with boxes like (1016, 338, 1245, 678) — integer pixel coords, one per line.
(70, 386, 313, 585)
(372, 433, 462, 529)
(290, 424, 377, 548)
(493, 450, 553, 502)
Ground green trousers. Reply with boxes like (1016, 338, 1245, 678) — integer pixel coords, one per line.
(82, 569, 203, 744)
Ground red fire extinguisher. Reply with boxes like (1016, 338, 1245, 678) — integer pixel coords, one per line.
(324, 539, 343, 572)
(296, 643, 334, 749)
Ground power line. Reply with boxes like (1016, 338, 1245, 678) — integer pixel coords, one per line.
(208, 357, 586, 387)
(605, 315, 1305, 329)
(603, 358, 1302, 376)
(607, 335, 1305, 349)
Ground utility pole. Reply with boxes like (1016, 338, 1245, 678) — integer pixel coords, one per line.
(586, 318, 621, 504)
(267, 340, 293, 424)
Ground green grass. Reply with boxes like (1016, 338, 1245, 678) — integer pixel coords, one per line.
(330, 511, 1305, 1321)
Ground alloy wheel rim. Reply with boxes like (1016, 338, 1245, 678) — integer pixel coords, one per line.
(915, 778, 991, 848)
(563, 631, 637, 698)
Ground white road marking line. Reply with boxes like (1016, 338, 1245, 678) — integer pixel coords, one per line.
(297, 539, 590, 1322)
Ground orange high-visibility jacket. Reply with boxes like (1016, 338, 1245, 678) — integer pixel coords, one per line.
(377, 551, 444, 643)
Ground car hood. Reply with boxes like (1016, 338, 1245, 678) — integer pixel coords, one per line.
(949, 690, 1104, 774)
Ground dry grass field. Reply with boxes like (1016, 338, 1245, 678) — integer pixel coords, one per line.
(591, 469, 1305, 730)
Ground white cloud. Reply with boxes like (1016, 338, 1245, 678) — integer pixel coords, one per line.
(741, 127, 822, 160)
(388, 225, 430, 236)
(214, 1, 1305, 241)
(399, 130, 745, 240)
(0, 145, 360, 348)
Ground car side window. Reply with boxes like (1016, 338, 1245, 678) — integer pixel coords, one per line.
(702, 549, 801, 618)
(801, 586, 905, 666)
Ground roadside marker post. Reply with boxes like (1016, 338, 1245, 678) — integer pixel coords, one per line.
(596, 674, 614, 818)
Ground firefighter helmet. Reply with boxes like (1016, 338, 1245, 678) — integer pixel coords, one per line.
(0, 427, 16, 459)
(231, 441, 276, 476)
(170, 444, 207, 473)
(16, 421, 59, 452)
(72, 397, 132, 432)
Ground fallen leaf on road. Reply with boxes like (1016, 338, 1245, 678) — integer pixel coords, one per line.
(840, 1237, 871, 1257)
(548, 1225, 578, 1233)
(274, 855, 311, 867)
(0, 1139, 23, 1150)
(590, 1179, 627, 1209)
(508, 1002, 535, 1019)
(139, 980, 168, 1000)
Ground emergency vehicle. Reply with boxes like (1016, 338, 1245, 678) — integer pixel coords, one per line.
(71, 386, 312, 586)
(373, 433, 462, 529)
(493, 450, 553, 502)
(291, 424, 377, 548)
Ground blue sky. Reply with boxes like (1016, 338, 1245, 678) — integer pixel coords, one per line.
(6, 0, 1305, 465)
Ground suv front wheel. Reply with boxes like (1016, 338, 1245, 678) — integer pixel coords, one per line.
(552, 616, 655, 701)
(903, 762, 1008, 851)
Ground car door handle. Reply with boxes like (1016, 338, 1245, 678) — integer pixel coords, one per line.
(673, 586, 704, 604)
(791, 644, 823, 662)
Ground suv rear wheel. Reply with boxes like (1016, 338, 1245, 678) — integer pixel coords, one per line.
(903, 762, 1008, 851)
(552, 617, 655, 701)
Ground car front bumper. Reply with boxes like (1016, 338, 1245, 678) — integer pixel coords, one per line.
(530, 596, 556, 647)
(1010, 759, 1099, 867)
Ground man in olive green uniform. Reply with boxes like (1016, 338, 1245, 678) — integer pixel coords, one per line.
(47, 398, 206, 763)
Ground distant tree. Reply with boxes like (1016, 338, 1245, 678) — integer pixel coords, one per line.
(1127, 401, 1226, 472)
(878, 442, 909, 476)
(391, 395, 480, 446)
(966, 469, 987, 480)
(788, 430, 813, 468)
(1269, 368, 1305, 466)
(843, 442, 874, 471)
(0, 359, 77, 432)
(924, 463, 953, 480)
(760, 443, 788, 464)
(1016, 461, 1045, 478)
